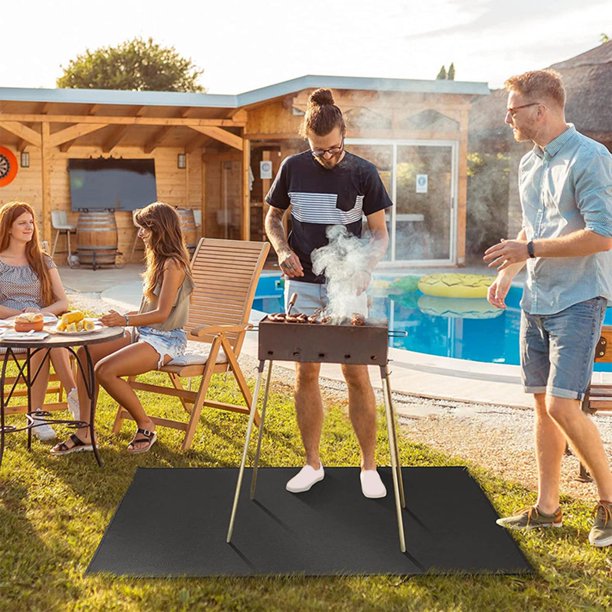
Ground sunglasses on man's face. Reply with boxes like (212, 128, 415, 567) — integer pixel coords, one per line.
(311, 138, 344, 158)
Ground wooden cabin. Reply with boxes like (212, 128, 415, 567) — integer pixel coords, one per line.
(0, 76, 488, 266)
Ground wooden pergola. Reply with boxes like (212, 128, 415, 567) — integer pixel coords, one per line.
(0, 91, 250, 243)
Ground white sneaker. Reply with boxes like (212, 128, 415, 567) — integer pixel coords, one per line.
(67, 388, 80, 420)
(360, 469, 387, 499)
(32, 411, 56, 442)
(286, 464, 325, 493)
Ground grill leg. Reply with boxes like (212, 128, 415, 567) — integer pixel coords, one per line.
(250, 361, 274, 499)
(227, 360, 266, 543)
(381, 364, 406, 553)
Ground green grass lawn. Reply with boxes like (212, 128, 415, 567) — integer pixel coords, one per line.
(0, 371, 610, 611)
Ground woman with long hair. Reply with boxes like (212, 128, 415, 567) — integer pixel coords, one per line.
(0, 201, 79, 441)
(51, 202, 193, 455)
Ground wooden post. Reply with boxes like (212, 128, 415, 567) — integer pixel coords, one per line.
(184, 150, 189, 208)
(40, 122, 52, 243)
(200, 152, 206, 237)
(242, 137, 251, 240)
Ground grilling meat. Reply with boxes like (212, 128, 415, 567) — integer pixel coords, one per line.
(266, 312, 367, 326)
(351, 313, 366, 326)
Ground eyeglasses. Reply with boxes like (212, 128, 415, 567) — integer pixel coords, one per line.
(506, 102, 541, 117)
(311, 138, 344, 158)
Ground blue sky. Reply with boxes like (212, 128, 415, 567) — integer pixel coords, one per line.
(3, 0, 610, 92)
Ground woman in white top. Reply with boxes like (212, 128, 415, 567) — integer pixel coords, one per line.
(0, 202, 79, 441)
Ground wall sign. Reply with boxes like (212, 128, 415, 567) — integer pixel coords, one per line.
(416, 174, 428, 194)
(260, 160, 273, 180)
(0, 146, 18, 187)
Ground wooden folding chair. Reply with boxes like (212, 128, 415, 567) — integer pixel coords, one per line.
(112, 238, 270, 450)
(575, 325, 612, 480)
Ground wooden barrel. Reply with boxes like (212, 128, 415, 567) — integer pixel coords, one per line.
(76, 211, 118, 269)
(176, 208, 198, 252)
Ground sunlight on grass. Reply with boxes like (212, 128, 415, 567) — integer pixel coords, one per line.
(0, 372, 610, 610)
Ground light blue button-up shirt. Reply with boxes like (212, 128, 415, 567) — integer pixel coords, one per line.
(520, 125, 612, 314)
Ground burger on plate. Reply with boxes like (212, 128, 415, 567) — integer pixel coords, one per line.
(14, 312, 44, 332)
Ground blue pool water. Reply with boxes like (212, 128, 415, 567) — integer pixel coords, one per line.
(253, 274, 612, 372)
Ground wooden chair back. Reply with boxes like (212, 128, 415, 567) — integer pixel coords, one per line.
(185, 238, 269, 363)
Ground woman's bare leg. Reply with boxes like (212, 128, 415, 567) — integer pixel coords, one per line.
(49, 347, 77, 393)
(69, 333, 133, 444)
(95, 342, 169, 450)
(29, 350, 51, 410)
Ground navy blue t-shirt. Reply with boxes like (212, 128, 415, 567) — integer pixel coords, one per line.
(265, 150, 393, 283)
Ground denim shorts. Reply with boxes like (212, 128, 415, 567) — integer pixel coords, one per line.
(520, 297, 607, 400)
(284, 279, 368, 316)
(134, 326, 187, 368)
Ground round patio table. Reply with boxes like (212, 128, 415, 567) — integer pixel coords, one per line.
(0, 325, 124, 467)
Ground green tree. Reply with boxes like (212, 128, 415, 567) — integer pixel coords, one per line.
(57, 37, 204, 92)
(436, 65, 447, 80)
(601, 33, 610, 43)
(447, 62, 455, 80)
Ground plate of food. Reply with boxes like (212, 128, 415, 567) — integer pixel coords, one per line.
(50, 310, 103, 335)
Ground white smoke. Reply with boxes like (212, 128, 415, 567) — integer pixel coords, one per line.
(311, 225, 373, 321)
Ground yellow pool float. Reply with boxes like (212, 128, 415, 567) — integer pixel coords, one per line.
(417, 295, 503, 319)
(417, 273, 494, 299)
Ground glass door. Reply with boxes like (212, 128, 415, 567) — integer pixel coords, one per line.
(345, 139, 457, 264)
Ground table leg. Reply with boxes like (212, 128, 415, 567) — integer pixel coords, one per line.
(0, 349, 9, 467)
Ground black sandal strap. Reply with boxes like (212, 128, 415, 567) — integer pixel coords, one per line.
(55, 433, 86, 453)
(129, 429, 155, 448)
(69, 433, 86, 446)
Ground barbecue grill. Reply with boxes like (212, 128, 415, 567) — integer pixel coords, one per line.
(227, 314, 408, 552)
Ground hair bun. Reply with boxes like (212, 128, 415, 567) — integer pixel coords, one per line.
(309, 88, 335, 107)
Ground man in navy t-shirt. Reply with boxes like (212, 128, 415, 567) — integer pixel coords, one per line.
(265, 88, 393, 499)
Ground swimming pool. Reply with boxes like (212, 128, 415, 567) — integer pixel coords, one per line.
(253, 274, 612, 372)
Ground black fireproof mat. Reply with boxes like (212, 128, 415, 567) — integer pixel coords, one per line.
(87, 467, 532, 576)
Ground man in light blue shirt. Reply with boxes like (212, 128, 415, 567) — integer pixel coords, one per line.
(484, 69, 612, 547)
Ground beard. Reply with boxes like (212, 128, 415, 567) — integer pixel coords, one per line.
(511, 122, 536, 143)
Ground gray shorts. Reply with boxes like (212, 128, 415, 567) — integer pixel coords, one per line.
(284, 279, 368, 317)
(520, 297, 607, 400)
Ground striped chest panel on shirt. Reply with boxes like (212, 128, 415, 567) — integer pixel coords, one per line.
(288, 192, 364, 225)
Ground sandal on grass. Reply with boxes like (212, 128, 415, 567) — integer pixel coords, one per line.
(50, 433, 93, 456)
(127, 428, 157, 455)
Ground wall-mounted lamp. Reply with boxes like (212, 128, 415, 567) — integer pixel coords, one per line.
(20, 151, 30, 168)
(177, 153, 187, 169)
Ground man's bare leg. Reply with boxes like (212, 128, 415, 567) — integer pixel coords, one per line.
(534, 393, 567, 514)
(342, 364, 386, 498)
(547, 395, 612, 502)
(342, 364, 377, 470)
(285, 362, 325, 493)
(294, 361, 323, 469)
